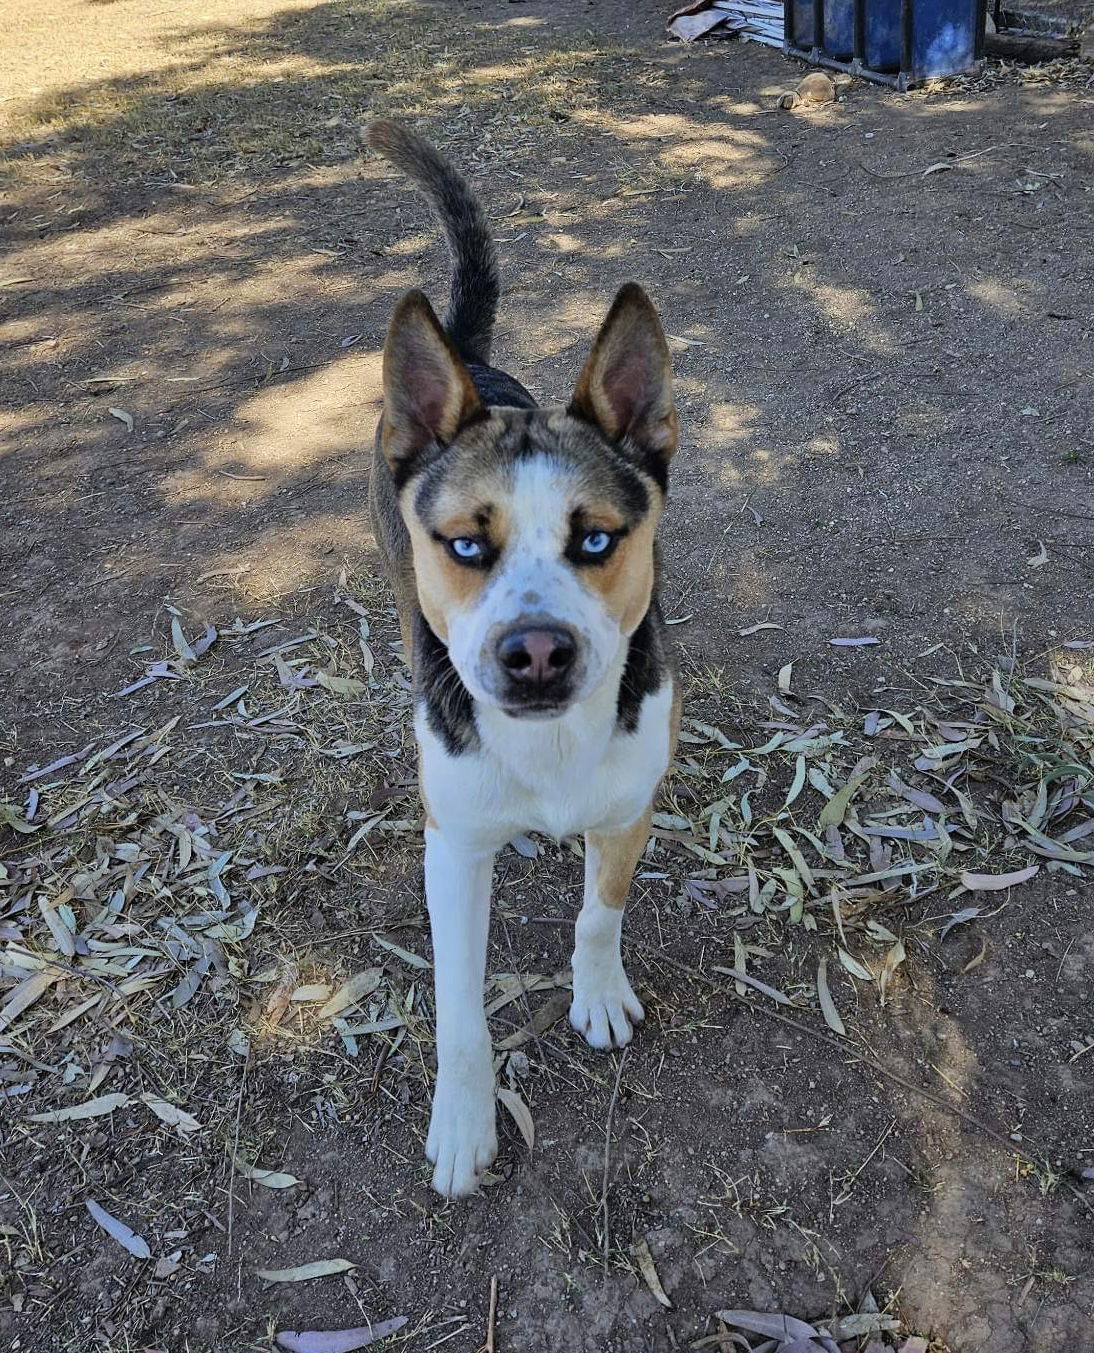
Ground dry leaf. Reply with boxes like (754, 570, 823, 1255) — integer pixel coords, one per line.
(712, 966, 792, 1005)
(777, 662, 793, 694)
(633, 1237, 672, 1308)
(48, 993, 101, 1034)
(291, 984, 332, 1003)
(817, 774, 867, 830)
(256, 1258, 355, 1283)
(170, 617, 197, 664)
(235, 1156, 302, 1189)
(838, 948, 873, 982)
(372, 936, 430, 969)
(1026, 541, 1049, 568)
(816, 957, 845, 1036)
(960, 865, 1038, 891)
(85, 1199, 151, 1259)
(732, 933, 748, 998)
(315, 670, 366, 698)
(264, 961, 300, 1026)
(276, 1320, 408, 1352)
(141, 1094, 201, 1133)
(718, 1310, 822, 1342)
(938, 905, 983, 940)
(108, 407, 135, 432)
(878, 939, 906, 1005)
(320, 969, 383, 1019)
(0, 969, 59, 1032)
(37, 896, 75, 958)
(738, 622, 784, 636)
(29, 1093, 131, 1123)
(497, 1087, 535, 1153)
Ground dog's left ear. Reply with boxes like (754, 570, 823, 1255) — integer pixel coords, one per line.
(381, 289, 483, 476)
(569, 282, 677, 466)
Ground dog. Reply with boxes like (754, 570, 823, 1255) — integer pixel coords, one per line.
(366, 119, 680, 1196)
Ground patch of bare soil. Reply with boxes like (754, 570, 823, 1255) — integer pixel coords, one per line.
(1, 2, 1092, 1352)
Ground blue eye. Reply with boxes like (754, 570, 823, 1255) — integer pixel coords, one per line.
(450, 537, 482, 560)
(582, 531, 612, 556)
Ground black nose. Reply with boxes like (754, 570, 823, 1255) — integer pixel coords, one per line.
(497, 626, 576, 685)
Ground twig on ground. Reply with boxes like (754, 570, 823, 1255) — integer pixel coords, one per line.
(476, 1275, 498, 1353)
(601, 1045, 629, 1271)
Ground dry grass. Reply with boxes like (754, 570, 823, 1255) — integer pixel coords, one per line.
(1, 563, 1090, 1343)
(1, 0, 646, 192)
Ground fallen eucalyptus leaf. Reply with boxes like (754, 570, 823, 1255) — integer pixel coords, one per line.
(291, 984, 332, 1003)
(85, 1199, 151, 1259)
(939, 906, 983, 940)
(816, 958, 845, 1036)
(29, 1093, 131, 1123)
(712, 966, 792, 1006)
(141, 1094, 201, 1133)
(838, 948, 873, 982)
(372, 936, 430, 969)
(497, 1087, 535, 1153)
(960, 865, 1038, 891)
(738, 622, 784, 636)
(320, 969, 383, 1019)
(878, 939, 906, 1006)
(235, 1157, 302, 1189)
(633, 1236, 672, 1308)
(276, 1319, 408, 1352)
(257, 1259, 355, 1283)
(0, 969, 59, 1032)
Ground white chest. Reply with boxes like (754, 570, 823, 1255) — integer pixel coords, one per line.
(418, 681, 674, 849)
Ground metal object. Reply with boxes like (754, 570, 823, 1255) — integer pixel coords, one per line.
(783, 0, 988, 89)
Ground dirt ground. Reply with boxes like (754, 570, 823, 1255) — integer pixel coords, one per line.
(2, 2, 1093, 1351)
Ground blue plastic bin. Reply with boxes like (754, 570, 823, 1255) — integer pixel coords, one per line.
(784, 0, 986, 87)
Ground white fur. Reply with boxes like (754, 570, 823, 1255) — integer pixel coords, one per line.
(570, 843, 645, 1050)
(422, 830, 498, 1196)
(443, 457, 624, 708)
(418, 677, 673, 1196)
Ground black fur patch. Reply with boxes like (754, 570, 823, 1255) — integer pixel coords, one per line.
(368, 120, 499, 366)
(616, 598, 669, 733)
(468, 362, 538, 411)
(415, 612, 478, 756)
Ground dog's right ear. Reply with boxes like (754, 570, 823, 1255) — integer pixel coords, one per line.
(381, 290, 483, 477)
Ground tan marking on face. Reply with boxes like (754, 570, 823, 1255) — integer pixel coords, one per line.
(402, 484, 512, 644)
(588, 806, 652, 910)
(580, 505, 661, 634)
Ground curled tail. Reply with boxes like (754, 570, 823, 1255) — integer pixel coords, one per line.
(366, 119, 499, 366)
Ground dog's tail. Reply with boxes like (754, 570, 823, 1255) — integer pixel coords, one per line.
(366, 119, 499, 367)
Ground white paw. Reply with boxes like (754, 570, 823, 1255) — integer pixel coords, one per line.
(425, 1069, 497, 1197)
(570, 964, 644, 1050)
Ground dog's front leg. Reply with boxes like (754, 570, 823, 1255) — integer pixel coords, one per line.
(570, 808, 649, 1050)
(424, 826, 498, 1196)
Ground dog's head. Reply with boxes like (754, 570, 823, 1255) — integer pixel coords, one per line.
(381, 283, 676, 719)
